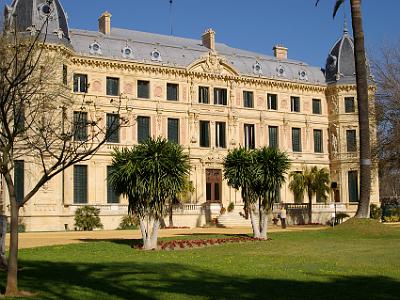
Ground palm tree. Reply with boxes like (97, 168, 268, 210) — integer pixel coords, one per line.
(109, 137, 190, 250)
(223, 148, 259, 237)
(316, 0, 372, 218)
(254, 147, 290, 238)
(289, 166, 331, 223)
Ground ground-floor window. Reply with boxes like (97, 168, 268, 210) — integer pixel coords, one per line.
(74, 165, 88, 204)
(107, 166, 119, 204)
(348, 171, 359, 203)
(14, 160, 24, 203)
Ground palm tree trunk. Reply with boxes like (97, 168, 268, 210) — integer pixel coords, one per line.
(260, 211, 268, 239)
(249, 203, 260, 238)
(150, 218, 160, 249)
(168, 204, 174, 228)
(308, 193, 313, 224)
(350, 0, 371, 218)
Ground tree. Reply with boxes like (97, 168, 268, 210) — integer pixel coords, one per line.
(316, 0, 372, 218)
(0, 20, 123, 296)
(223, 148, 258, 236)
(253, 147, 290, 238)
(109, 138, 190, 250)
(224, 147, 290, 239)
(372, 41, 400, 198)
(289, 166, 331, 223)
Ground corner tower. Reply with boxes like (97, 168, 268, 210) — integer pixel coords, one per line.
(325, 28, 379, 210)
(4, 0, 69, 40)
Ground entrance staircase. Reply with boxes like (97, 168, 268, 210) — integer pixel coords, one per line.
(217, 210, 252, 227)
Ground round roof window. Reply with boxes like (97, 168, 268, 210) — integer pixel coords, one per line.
(90, 42, 102, 55)
(151, 49, 162, 61)
(253, 62, 262, 74)
(41, 4, 51, 15)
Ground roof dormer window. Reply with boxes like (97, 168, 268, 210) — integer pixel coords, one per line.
(90, 42, 102, 55)
(122, 46, 133, 59)
(299, 70, 308, 81)
(253, 62, 262, 75)
(276, 65, 285, 77)
(151, 49, 162, 62)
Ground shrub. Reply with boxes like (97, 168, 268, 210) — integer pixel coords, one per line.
(370, 204, 382, 220)
(118, 214, 139, 230)
(74, 205, 103, 231)
(227, 202, 235, 212)
(6, 218, 26, 233)
(335, 212, 350, 224)
(220, 207, 226, 214)
(384, 215, 400, 222)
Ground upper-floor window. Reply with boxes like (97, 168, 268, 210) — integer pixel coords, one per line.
(291, 96, 300, 112)
(345, 97, 355, 113)
(73, 111, 88, 141)
(267, 93, 278, 110)
(106, 77, 119, 96)
(214, 88, 227, 105)
(73, 74, 88, 93)
(244, 124, 255, 150)
(268, 126, 278, 149)
(216, 122, 226, 148)
(168, 118, 180, 144)
(243, 91, 254, 108)
(348, 171, 359, 202)
(312, 99, 322, 114)
(106, 113, 120, 143)
(199, 86, 209, 104)
(167, 83, 179, 101)
(137, 80, 150, 99)
(74, 165, 88, 204)
(200, 121, 210, 148)
(314, 129, 323, 153)
(292, 128, 302, 152)
(137, 116, 150, 143)
(346, 130, 357, 152)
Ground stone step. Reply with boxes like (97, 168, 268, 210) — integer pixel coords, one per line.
(217, 212, 254, 227)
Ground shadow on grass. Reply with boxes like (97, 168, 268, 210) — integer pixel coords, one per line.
(0, 260, 399, 300)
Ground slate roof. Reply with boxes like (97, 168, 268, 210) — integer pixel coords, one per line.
(69, 27, 327, 85)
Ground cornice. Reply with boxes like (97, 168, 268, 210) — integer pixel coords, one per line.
(70, 55, 327, 93)
(326, 84, 376, 96)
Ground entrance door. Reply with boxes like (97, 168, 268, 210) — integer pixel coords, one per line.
(206, 169, 222, 202)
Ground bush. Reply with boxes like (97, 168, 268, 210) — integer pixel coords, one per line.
(6, 219, 26, 233)
(220, 207, 226, 215)
(370, 204, 382, 220)
(384, 215, 400, 222)
(74, 205, 103, 231)
(118, 214, 139, 230)
(227, 202, 235, 212)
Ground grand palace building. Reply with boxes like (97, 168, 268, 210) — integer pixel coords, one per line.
(1, 0, 379, 231)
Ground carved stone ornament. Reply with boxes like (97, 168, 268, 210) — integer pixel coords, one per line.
(201, 52, 224, 74)
(201, 149, 225, 164)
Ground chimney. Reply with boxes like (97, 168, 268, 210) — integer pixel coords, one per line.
(202, 28, 216, 51)
(98, 11, 112, 35)
(273, 45, 288, 59)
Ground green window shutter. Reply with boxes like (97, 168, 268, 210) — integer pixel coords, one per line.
(291, 96, 300, 112)
(137, 116, 150, 143)
(14, 160, 24, 203)
(168, 118, 180, 144)
(346, 130, 357, 152)
(345, 97, 355, 113)
(348, 171, 359, 202)
(74, 165, 88, 204)
(244, 124, 255, 149)
(292, 128, 302, 152)
(167, 83, 178, 101)
(138, 80, 150, 98)
(314, 129, 323, 153)
(106, 113, 120, 143)
(107, 166, 119, 204)
(199, 86, 209, 104)
(312, 99, 321, 114)
(216, 122, 226, 148)
(200, 121, 210, 147)
(269, 126, 278, 148)
(73, 111, 88, 141)
(267, 94, 277, 110)
(243, 91, 254, 108)
(106, 77, 119, 96)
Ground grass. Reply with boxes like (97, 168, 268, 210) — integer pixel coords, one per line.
(1, 220, 399, 299)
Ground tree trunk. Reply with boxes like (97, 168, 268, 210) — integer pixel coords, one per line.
(150, 218, 160, 249)
(4, 171, 20, 296)
(260, 210, 268, 239)
(249, 204, 260, 238)
(308, 194, 313, 224)
(350, 0, 371, 218)
(168, 204, 174, 228)
(139, 216, 159, 250)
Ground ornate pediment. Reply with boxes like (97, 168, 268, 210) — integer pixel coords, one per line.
(187, 51, 239, 76)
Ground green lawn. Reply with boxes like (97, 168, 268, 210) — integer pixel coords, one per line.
(1, 220, 399, 300)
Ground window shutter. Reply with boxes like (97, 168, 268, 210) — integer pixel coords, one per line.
(107, 166, 119, 204)
(314, 129, 322, 153)
(269, 126, 278, 148)
(168, 118, 179, 144)
(312, 99, 321, 114)
(14, 160, 24, 203)
(200, 121, 210, 147)
(345, 97, 355, 113)
(138, 116, 150, 143)
(348, 171, 359, 202)
(74, 112, 88, 141)
(216, 122, 226, 148)
(74, 165, 88, 204)
(292, 128, 301, 152)
(106, 114, 120, 143)
(346, 130, 357, 152)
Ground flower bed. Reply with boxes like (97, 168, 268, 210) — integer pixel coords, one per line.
(132, 237, 268, 250)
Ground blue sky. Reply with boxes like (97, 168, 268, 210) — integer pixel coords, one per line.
(3, 0, 400, 68)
